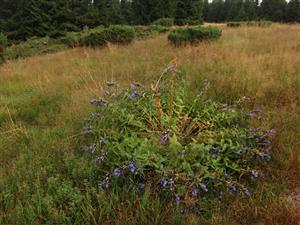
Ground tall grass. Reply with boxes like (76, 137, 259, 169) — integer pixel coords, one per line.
(0, 24, 300, 224)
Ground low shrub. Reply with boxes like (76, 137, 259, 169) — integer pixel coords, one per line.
(168, 26, 222, 46)
(81, 64, 274, 208)
(5, 36, 67, 59)
(133, 25, 170, 39)
(246, 21, 272, 27)
(227, 22, 242, 27)
(59, 32, 85, 47)
(105, 25, 135, 44)
(79, 30, 108, 47)
(175, 18, 203, 26)
(0, 32, 7, 64)
(227, 21, 272, 28)
(152, 18, 174, 27)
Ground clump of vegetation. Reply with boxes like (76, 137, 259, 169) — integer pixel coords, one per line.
(79, 25, 135, 47)
(246, 20, 272, 27)
(227, 21, 272, 28)
(168, 27, 222, 46)
(105, 25, 135, 44)
(152, 18, 174, 27)
(227, 22, 242, 27)
(5, 36, 67, 59)
(81, 64, 274, 208)
(133, 25, 170, 39)
(79, 29, 108, 47)
(0, 33, 8, 64)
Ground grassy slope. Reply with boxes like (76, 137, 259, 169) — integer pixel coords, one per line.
(0, 24, 300, 224)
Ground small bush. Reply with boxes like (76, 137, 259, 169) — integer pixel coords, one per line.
(227, 21, 272, 28)
(0, 32, 7, 64)
(246, 21, 272, 27)
(105, 25, 135, 44)
(227, 22, 242, 27)
(152, 18, 174, 27)
(81, 65, 274, 207)
(59, 32, 82, 47)
(175, 18, 203, 26)
(168, 26, 222, 46)
(5, 36, 67, 59)
(79, 30, 108, 47)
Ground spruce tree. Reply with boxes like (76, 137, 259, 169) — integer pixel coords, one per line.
(287, 0, 300, 22)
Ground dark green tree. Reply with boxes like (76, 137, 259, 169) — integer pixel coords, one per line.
(287, 0, 300, 22)
(260, 0, 288, 22)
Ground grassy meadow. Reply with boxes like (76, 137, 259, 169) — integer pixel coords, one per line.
(0, 24, 300, 224)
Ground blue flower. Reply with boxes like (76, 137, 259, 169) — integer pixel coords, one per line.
(266, 129, 277, 136)
(128, 162, 138, 174)
(90, 99, 108, 106)
(100, 177, 109, 189)
(211, 147, 221, 159)
(191, 188, 198, 197)
(250, 108, 262, 117)
(160, 133, 169, 145)
(160, 177, 168, 188)
(129, 90, 140, 100)
(169, 178, 175, 191)
(199, 183, 208, 192)
(137, 182, 145, 192)
(82, 125, 92, 135)
(251, 170, 259, 179)
(229, 185, 237, 194)
(243, 188, 251, 197)
(175, 194, 180, 205)
(114, 168, 121, 177)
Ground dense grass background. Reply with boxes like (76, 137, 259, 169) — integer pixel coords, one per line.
(0, 24, 300, 224)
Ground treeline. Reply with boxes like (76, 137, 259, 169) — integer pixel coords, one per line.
(204, 0, 300, 23)
(0, 0, 299, 41)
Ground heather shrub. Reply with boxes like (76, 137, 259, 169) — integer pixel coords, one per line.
(79, 30, 108, 47)
(5, 36, 66, 59)
(81, 64, 274, 208)
(105, 25, 135, 44)
(246, 21, 272, 27)
(133, 25, 170, 39)
(152, 18, 174, 27)
(227, 22, 242, 27)
(168, 27, 222, 46)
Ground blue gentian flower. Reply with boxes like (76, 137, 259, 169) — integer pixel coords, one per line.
(266, 129, 277, 136)
(90, 99, 108, 106)
(243, 188, 251, 197)
(114, 168, 121, 177)
(137, 182, 145, 192)
(191, 188, 198, 197)
(160, 133, 169, 145)
(175, 194, 180, 205)
(128, 162, 138, 174)
(169, 178, 175, 191)
(100, 177, 109, 189)
(199, 183, 208, 192)
(229, 185, 237, 194)
(160, 177, 168, 188)
(250, 108, 262, 117)
(129, 90, 140, 100)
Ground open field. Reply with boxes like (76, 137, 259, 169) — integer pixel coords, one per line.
(1, 24, 300, 224)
